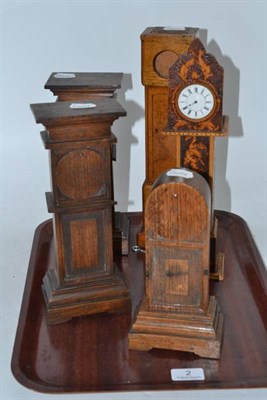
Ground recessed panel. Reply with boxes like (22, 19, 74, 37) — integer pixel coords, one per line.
(62, 208, 113, 278)
(149, 247, 202, 309)
(154, 51, 178, 78)
(165, 259, 189, 296)
(56, 148, 106, 200)
(70, 219, 99, 270)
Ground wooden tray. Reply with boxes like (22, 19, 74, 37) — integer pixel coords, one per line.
(11, 211, 267, 393)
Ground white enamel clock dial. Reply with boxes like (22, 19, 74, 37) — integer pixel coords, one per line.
(177, 83, 215, 120)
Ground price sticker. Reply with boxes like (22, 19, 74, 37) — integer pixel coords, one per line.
(171, 368, 205, 381)
(69, 103, 96, 109)
(163, 26, 186, 31)
(167, 169, 194, 179)
(54, 73, 76, 79)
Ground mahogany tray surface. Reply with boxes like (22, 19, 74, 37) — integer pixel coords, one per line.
(11, 211, 267, 393)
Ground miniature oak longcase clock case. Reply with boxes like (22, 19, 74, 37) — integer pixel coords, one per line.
(44, 72, 129, 255)
(129, 168, 223, 359)
(30, 98, 131, 325)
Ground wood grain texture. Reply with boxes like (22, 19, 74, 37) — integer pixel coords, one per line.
(70, 218, 99, 269)
(159, 39, 228, 273)
(11, 211, 267, 392)
(31, 98, 130, 324)
(61, 208, 112, 277)
(141, 27, 198, 186)
(31, 98, 126, 123)
(154, 50, 179, 78)
(45, 72, 123, 100)
(168, 38, 223, 132)
(56, 148, 107, 200)
(146, 87, 179, 183)
(139, 27, 199, 246)
(42, 206, 131, 325)
(130, 171, 223, 359)
(43, 71, 129, 256)
(141, 27, 199, 86)
(30, 98, 126, 142)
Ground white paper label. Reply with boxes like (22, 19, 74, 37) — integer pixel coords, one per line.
(54, 73, 76, 79)
(171, 368, 205, 381)
(163, 26, 186, 31)
(69, 103, 96, 109)
(167, 169, 194, 179)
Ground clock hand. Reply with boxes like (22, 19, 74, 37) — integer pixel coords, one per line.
(188, 100, 198, 107)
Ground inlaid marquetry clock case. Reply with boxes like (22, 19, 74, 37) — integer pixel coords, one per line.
(30, 98, 131, 324)
(163, 38, 228, 278)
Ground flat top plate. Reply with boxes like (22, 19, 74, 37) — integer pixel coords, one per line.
(11, 211, 267, 393)
(30, 97, 126, 124)
(141, 26, 199, 37)
(45, 72, 123, 90)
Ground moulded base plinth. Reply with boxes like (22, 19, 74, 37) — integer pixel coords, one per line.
(129, 296, 223, 359)
(42, 266, 131, 325)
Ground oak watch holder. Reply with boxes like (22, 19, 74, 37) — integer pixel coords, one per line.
(45, 72, 129, 255)
(30, 98, 131, 324)
(129, 169, 223, 359)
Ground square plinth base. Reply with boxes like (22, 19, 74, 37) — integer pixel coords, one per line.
(42, 266, 131, 325)
(129, 297, 223, 359)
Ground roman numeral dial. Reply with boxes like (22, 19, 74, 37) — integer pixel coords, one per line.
(177, 84, 215, 121)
